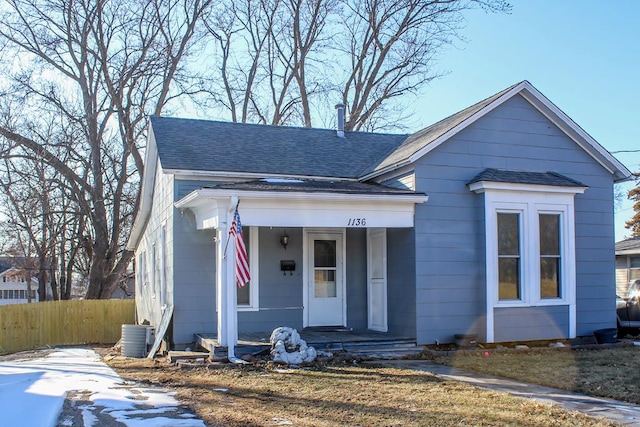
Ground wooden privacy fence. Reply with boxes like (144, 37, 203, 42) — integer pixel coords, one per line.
(0, 299, 135, 353)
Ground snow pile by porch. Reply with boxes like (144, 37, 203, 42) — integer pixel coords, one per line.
(270, 327, 317, 365)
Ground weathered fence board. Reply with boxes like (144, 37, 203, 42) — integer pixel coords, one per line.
(0, 299, 135, 353)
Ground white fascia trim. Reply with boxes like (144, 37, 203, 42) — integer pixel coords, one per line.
(175, 188, 428, 207)
(616, 249, 640, 256)
(126, 127, 159, 251)
(519, 88, 633, 181)
(469, 181, 588, 195)
(164, 168, 359, 182)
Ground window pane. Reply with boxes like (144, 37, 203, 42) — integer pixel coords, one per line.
(540, 214, 560, 255)
(498, 213, 519, 255)
(631, 257, 640, 268)
(237, 281, 250, 305)
(540, 258, 560, 298)
(314, 270, 336, 298)
(237, 227, 250, 305)
(314, 240, 336, 268)
(498, 258, 520, 299)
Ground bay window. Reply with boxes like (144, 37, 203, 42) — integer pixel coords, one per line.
(469, 175, 586, 342)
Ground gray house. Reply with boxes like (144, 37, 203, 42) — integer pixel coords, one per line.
(615, 236, 640, 297)
(126, 81, 631, 351)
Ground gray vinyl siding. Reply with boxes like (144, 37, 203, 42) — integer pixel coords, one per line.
(346, 228, 367, 330)
(387, 228, 416, 337)
(381, 172, 415, 191)
(135, 159, 173, 327)
(170, 178, 219, 344)
(171, 209, 216, 344)
(413, 94, 616, 344)
(494, 306, 569, 342)
(238, 228, 369, 333)
(238, 227, 304, 333)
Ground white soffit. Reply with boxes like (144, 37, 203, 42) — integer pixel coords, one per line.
(175, 188, 428, 229)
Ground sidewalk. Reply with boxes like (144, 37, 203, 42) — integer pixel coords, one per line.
(374, 360, 640, 426)
(0, 348, 206, 427)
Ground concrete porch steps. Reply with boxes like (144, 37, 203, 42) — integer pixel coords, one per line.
(195, 332, 424, 360)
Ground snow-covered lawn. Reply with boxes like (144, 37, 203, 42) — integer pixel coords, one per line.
(0, 348, 206, 427)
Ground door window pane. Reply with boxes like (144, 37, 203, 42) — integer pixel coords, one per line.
(314, 240, 336, 268)
(498, 213, 521, 300)
(314, 270, 336, 298)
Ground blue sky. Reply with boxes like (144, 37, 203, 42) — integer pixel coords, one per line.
(410, 0, 639, 241)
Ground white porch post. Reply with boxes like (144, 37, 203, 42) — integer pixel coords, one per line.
(216, 198, 239, 352)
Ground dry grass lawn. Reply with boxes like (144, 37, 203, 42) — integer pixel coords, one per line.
(102, 349, 617, 427)
(427, 345, 640, 404)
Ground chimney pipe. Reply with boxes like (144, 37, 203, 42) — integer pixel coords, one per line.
(335, 103, 345, 138)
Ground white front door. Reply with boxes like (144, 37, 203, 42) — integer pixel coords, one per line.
(367, 228, 387, 332)
(307, 232, 345, 326)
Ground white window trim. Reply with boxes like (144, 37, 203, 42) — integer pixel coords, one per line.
(151, 243, 157, 299)
(138, 251, 147, 287)
(471, 181, 585, 342)
(160, 224, 167, 308)
(238, 226, 260, 311)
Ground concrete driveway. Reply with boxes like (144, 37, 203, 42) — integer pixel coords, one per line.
(0, 348, 206, 427)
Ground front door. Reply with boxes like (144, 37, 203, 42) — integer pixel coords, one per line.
(307, 232, 345, 326)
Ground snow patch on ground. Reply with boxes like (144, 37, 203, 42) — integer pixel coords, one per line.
(0, 348, 205, 427)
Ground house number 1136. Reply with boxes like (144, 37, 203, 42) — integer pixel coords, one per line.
(347, 218, 367, 226)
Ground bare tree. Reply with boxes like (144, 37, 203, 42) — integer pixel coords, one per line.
(202, 0, 509, 130)
(203, 0, 336, 125)
(626, 173, 640, 237)
(0, 0, 213, 298)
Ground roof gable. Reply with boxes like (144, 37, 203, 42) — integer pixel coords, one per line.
(364, 81, 632, 182)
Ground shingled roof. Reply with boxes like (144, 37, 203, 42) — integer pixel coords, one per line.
(467, 168, 587, 187)
(616, 236, 640, 254)
(202, 179, 421, 195)
(150, 117, 407, 179)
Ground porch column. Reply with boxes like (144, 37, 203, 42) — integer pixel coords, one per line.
(216, 200, 238, 348)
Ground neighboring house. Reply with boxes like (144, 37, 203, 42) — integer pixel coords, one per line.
(615, 236, 640, 297)
(0, 258, 40, 305)
(126, 81, 632, 350)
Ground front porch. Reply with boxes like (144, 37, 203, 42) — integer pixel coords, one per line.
(196, 328, 423, 359)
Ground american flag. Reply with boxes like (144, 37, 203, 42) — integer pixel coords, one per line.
(229, 205, 250, 288)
